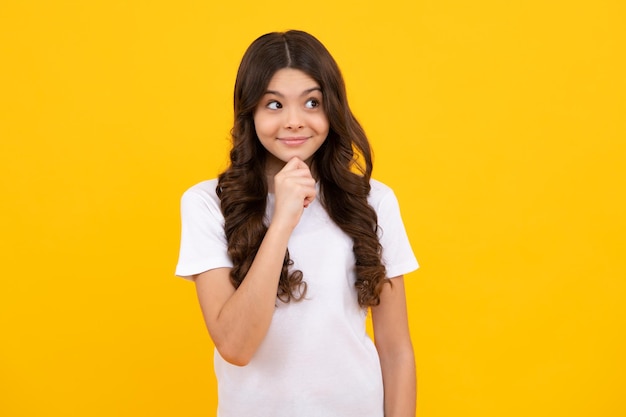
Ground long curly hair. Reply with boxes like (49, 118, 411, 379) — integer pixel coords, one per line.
(217, 30, 388, 307)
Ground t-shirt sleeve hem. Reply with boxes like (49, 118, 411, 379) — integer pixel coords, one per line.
(175, 259, 233, 280)
(385, 259, 419, 279)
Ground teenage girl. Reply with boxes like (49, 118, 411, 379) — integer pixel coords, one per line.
(176, 30, 419, 417)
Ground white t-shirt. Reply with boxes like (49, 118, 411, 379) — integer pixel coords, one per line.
(176, 178, 418, 417)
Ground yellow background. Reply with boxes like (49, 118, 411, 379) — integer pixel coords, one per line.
(1, 1, 625, 416)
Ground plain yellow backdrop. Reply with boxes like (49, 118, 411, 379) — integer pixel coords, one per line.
(1, 1, 625, 416)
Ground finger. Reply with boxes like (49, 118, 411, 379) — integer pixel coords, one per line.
(281, 156, 305, 172)
(302, 186, 317, 208)
(289, 156, 307, 169)
(277, 164, 313, 183)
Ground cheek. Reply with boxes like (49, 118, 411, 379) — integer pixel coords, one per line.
(253, 115, 271, 137)
(315, 115, 330, 135)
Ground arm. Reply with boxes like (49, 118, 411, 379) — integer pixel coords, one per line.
(194, 157, 315, 366)
(371, 276, 417, 417)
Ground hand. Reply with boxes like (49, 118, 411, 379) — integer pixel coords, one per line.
(272, 157, 316, 230)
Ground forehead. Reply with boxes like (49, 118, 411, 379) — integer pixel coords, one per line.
(266, 68, 320, 92)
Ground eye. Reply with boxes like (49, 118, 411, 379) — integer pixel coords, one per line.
(266, 101, 282, 110)
(305, 98, 321, 109)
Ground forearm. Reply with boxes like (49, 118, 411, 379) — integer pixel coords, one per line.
(379, 347, 416, 417)
(205, 222, 293, 365)
(202, 157, 315, 365)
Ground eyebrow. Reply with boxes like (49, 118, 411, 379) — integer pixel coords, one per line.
(263, 87, 322, 98)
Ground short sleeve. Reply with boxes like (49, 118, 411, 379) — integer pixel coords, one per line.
(369, 180, 419, 279)
(175, 180, 233, 279)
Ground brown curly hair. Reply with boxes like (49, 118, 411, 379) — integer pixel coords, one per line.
(217, 30, 389, 307)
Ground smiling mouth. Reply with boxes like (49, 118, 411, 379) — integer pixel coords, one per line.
(278, 137, 310, 145)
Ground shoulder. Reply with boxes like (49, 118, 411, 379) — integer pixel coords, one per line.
(367, 178, 396, 209)
(182, 178, 219, 200)
(180, 179, 222, 216)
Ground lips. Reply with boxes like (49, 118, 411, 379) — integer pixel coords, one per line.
(278, 136, 310, 145)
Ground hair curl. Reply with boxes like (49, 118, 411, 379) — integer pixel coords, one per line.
(217, 30, 388, 307)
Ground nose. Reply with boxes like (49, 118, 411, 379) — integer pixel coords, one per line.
(284, 107, 304, 129)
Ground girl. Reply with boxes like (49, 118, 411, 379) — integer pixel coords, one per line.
(176, 30, 418, 417)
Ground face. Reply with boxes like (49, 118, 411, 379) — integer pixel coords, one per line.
(253, 68, 330, 175)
